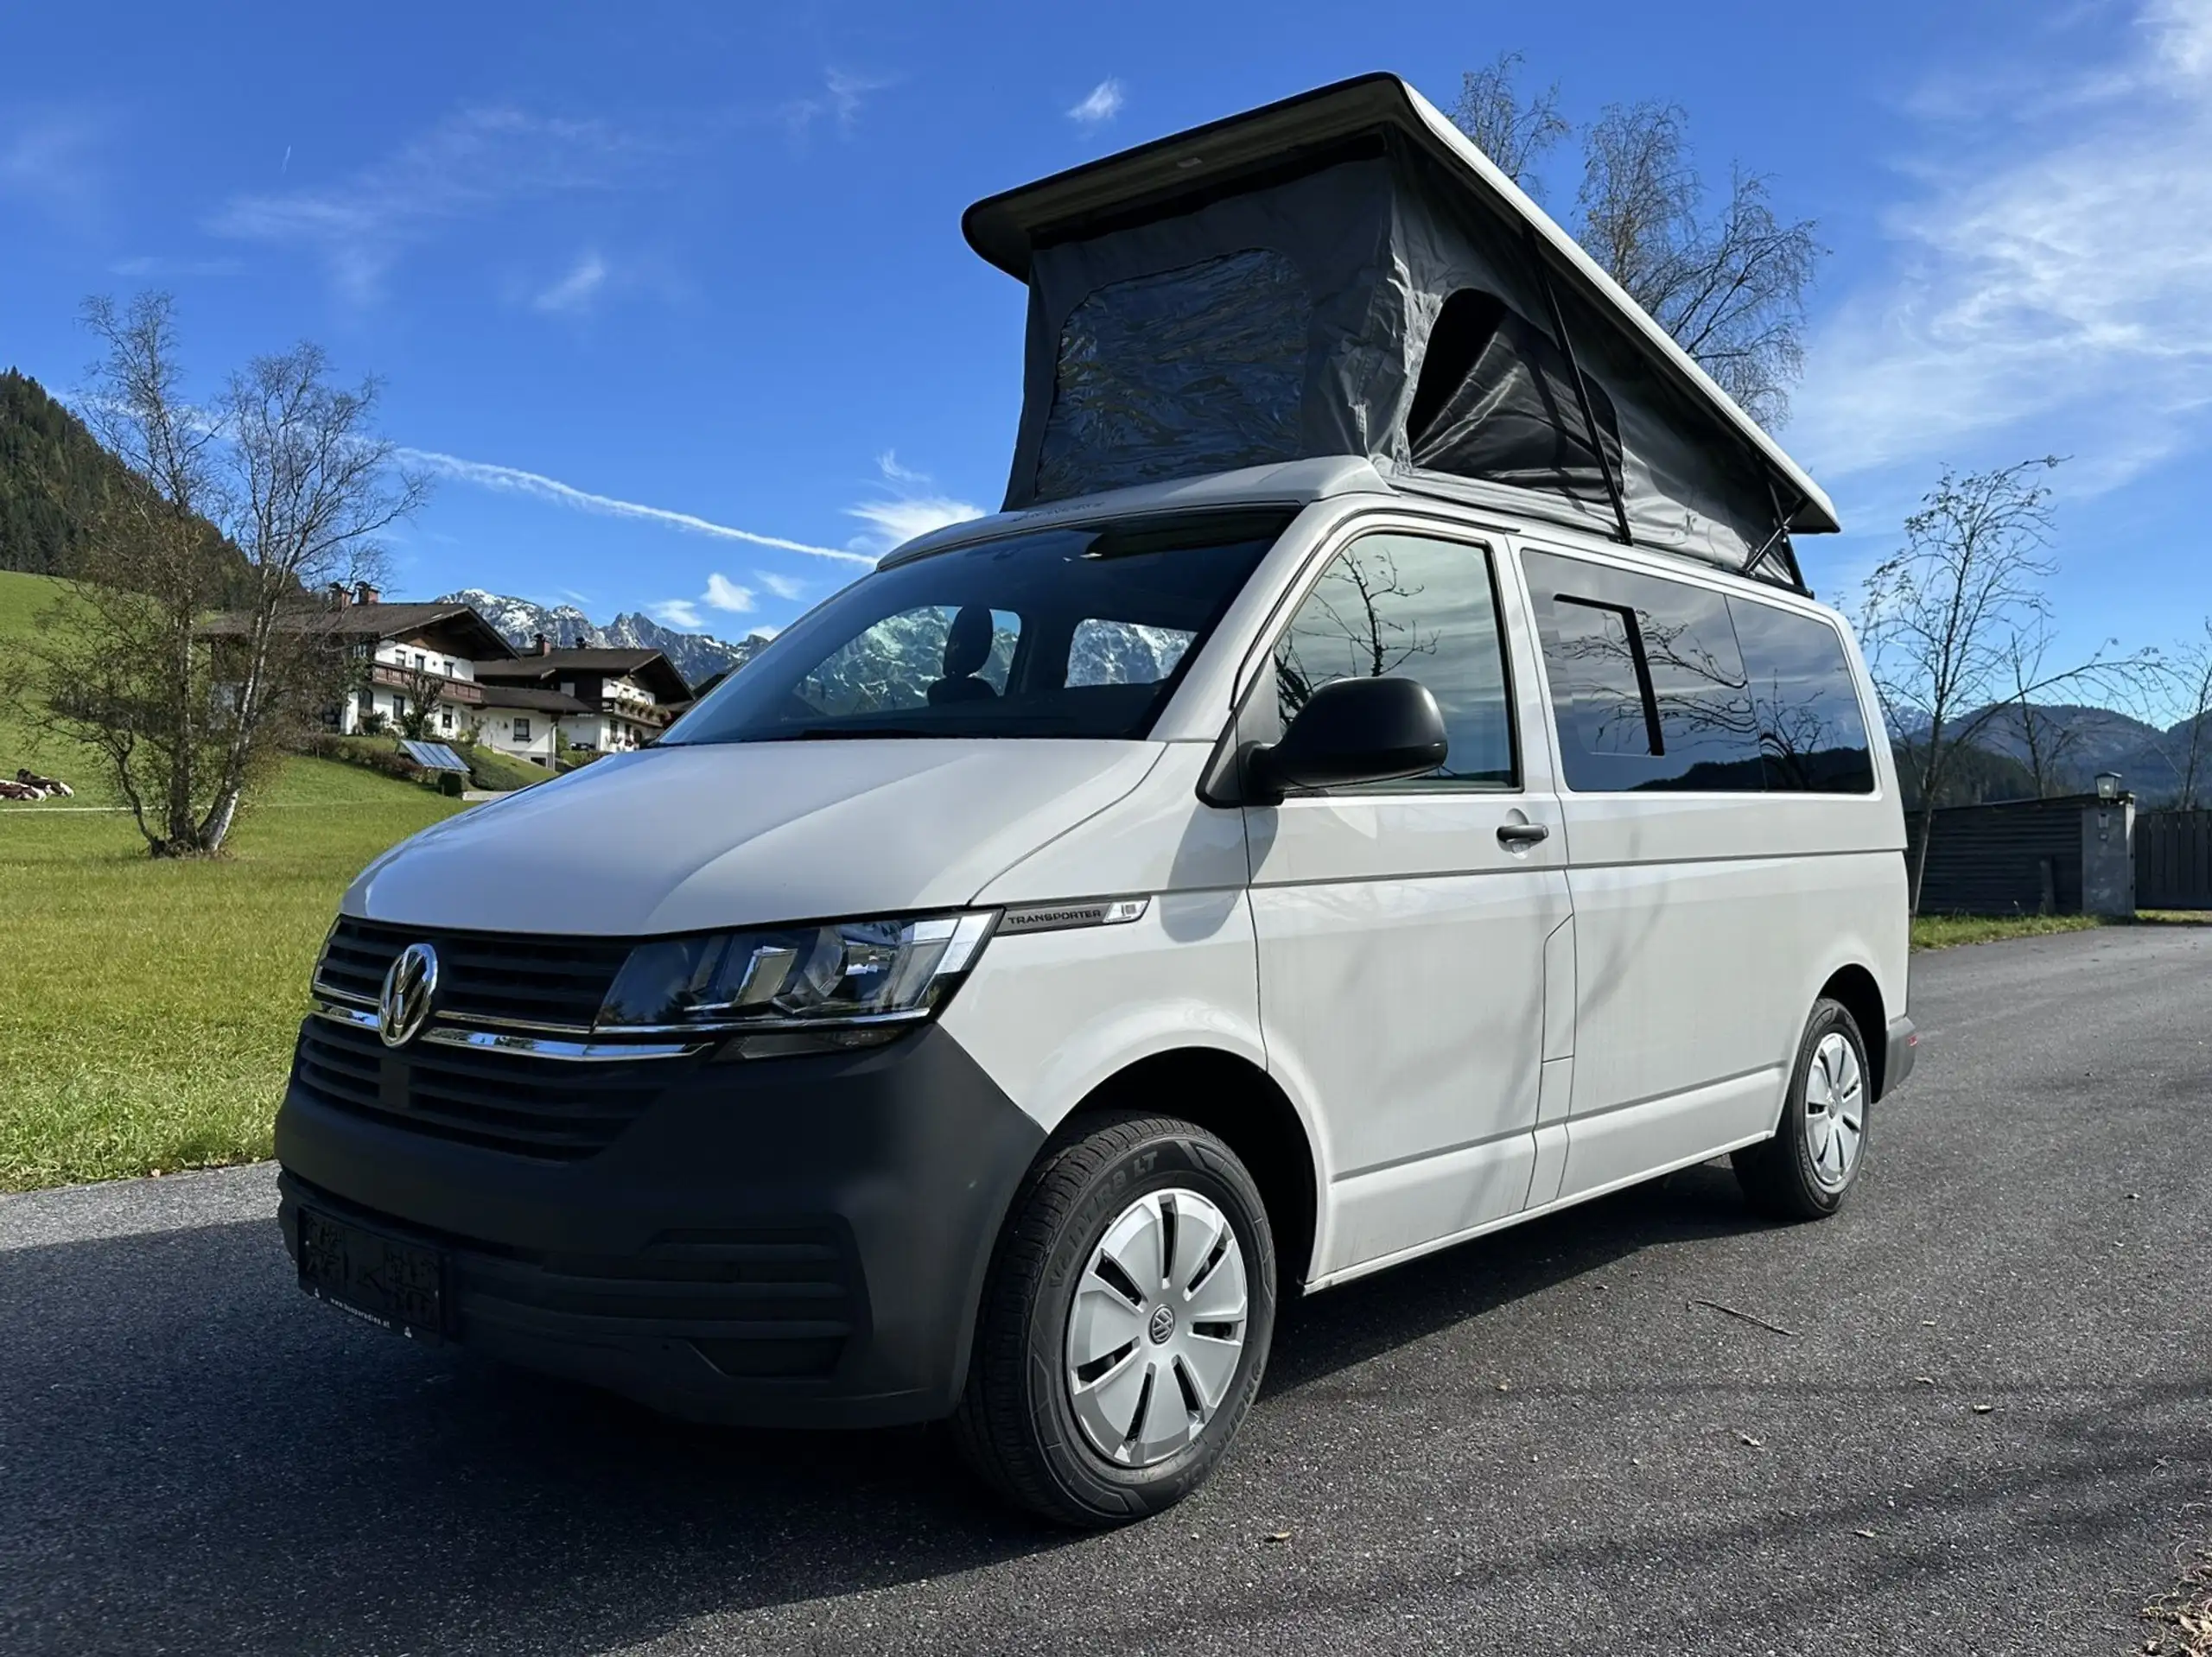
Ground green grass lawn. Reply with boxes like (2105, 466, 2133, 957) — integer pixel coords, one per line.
(1910, 913, 2105, 950)
(320, 733, 551, 794)
(0, 767, 462, 1191)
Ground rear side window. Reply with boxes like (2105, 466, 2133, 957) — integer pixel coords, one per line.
(1728, 599, 1876, 794)
(1523, 549, 1874, 796)
(1522, 550, 1762, 791)
(1269, 533, 1516, 789)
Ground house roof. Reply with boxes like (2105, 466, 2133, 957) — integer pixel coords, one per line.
(474, 684, 592, 715)
(199, 601, 518, 658)
(961, 72, 1838, 541)
(477, 649, 691, 703)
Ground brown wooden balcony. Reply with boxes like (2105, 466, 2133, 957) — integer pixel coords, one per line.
(367, 663, 485, 705)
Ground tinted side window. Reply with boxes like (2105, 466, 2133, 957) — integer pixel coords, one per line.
(1522, 550, 1764, 792)
(1727, 599, 1876, 794)
(1271, 533, 1516, 788)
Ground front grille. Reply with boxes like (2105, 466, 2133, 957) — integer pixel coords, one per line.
(315, 917, 631, 1031)
(293, 1016, 671, 1160)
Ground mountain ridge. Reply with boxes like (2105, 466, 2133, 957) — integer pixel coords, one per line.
(438, 588, 766, 689)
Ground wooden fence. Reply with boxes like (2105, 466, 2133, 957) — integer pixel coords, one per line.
(2136, 810, 2212, 910)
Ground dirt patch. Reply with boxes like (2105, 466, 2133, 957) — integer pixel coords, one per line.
(2142, 1540, 2212, 1656)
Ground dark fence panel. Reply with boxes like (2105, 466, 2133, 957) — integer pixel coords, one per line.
(1907, 796, 2092, 915)
(2136, 810, 2212, 910)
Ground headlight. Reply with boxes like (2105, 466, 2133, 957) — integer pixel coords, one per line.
(596, 911, 995, 1053)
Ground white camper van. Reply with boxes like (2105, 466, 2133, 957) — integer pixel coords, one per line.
(278, 76, 1913, 1526)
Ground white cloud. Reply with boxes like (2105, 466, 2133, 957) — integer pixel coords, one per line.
(1792, 0, 2212, 492)
(848, 497, 988, 548)
(0, 110, 105, 227)
(875, 448, 927, 486)
(651, 599, 703, 628)
(704, 572, 755, 613)
(397, 448, 875, 564)
(785, 68, 894, 140)
(532, 250, 607, 314)
(846, 452, 985, 553)
(109, 255, 244, 278)
(211, 107, 645, 303)
(755, 570, 809, 601)
(1068, 79, 1125, 127)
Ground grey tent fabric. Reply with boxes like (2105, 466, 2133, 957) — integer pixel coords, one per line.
(1035, 248, 1311, 499)
(1406, 289, 1621, 511)
(1000, 130, 1794, 583)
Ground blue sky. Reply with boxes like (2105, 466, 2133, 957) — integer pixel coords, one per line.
(2, 0, 2207, 659)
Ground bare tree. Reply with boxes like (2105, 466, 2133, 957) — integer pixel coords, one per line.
(7, 294, 425, 856)
(1452, 52, 1568, 194)
(1447, 60, 1822, 428)
(1858, 459, 2149, 911)
(2000, 621, 2089, 798)
(2147, 620, 2212, 809)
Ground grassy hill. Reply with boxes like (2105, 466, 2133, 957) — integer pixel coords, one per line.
(0, 568, 474, 1190)
(0, 568, 543, 806)
(0, 367, 240, 582)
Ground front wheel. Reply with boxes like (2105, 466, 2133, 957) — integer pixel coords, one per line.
(1735, 997, 1871, 1221)
(952, 1112, 1278, 1527)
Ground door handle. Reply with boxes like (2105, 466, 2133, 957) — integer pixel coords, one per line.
(1497, 821, 1551, 848)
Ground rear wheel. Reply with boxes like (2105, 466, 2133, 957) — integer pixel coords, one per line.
(1735, 997, 1870, 1221)
(952, 1112, 1277, 1527)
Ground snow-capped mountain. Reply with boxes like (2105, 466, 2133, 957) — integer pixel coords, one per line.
(441, 589, 765, 689)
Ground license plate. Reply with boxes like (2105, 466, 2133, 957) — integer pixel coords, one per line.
(296, 1207, 445, 1342)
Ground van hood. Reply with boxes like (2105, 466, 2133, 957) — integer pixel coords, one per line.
(347, 740, 1167, 936)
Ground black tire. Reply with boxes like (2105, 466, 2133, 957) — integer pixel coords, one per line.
(1735, 997, 1872, 1222)
(952, 1111, 1278, 1527)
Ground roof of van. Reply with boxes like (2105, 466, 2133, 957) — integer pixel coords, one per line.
(963, 73, 1838, 540)
(879, 457, 1392, 568)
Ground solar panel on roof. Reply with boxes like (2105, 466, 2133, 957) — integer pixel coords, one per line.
(401, 740, 471, 773)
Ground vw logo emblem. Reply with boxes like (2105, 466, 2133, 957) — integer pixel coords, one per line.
(378, 943, 439, 1048)
(1147, 1305, 1177, 1345)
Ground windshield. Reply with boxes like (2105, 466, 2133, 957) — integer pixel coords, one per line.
(662, 511, 1293, 745)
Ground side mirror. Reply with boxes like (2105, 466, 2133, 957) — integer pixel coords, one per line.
(1244, 676, 1448, 803)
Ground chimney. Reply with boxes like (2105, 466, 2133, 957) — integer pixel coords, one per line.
(328, 582, 351, 607)
(533, 632, 551, 656)
(354, 581, 380, 606)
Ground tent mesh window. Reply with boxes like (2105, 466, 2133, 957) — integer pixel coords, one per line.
(1407, 289, 1623, 511)
(1034, 248, 1311, 502)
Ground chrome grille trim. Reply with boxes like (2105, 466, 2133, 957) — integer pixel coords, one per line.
(308, 1001, 701, 1063)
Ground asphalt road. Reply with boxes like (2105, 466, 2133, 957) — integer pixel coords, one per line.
(4, 925, 2209, 1655)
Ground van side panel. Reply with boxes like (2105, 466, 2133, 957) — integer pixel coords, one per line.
(947, 743, 1288, 1138)
(1510, 535, 1910, 1197)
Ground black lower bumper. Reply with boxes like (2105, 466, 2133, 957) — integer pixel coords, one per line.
(274, 1023, 1044, 1428)
(1883, 1014, 1917, 1098)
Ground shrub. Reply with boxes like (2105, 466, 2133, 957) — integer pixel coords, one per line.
(436, 771, 466, 797)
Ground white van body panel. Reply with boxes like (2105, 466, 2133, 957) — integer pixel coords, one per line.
(944, 743, 1280, 1140)
(1505, 530, 1910, 1203)
(337, 479, 1909, 1305)
(344, 740, 1162, 936)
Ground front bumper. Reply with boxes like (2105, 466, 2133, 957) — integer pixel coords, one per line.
(1883, 1015, 1917, 1098)
(274, 1022, 1044, 1428)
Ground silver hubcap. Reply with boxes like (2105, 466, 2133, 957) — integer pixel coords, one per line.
(1805, 1031, 1865, 1190)
(1065, 1187, 1249, 1468)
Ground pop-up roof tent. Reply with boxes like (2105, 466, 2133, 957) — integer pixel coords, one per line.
(963, 73, 1837, 590)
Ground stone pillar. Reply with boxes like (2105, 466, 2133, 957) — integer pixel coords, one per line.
(2081, 796, 2136, 917)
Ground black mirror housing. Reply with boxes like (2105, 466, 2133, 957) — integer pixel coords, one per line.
(1244, 676, 1449, 802)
